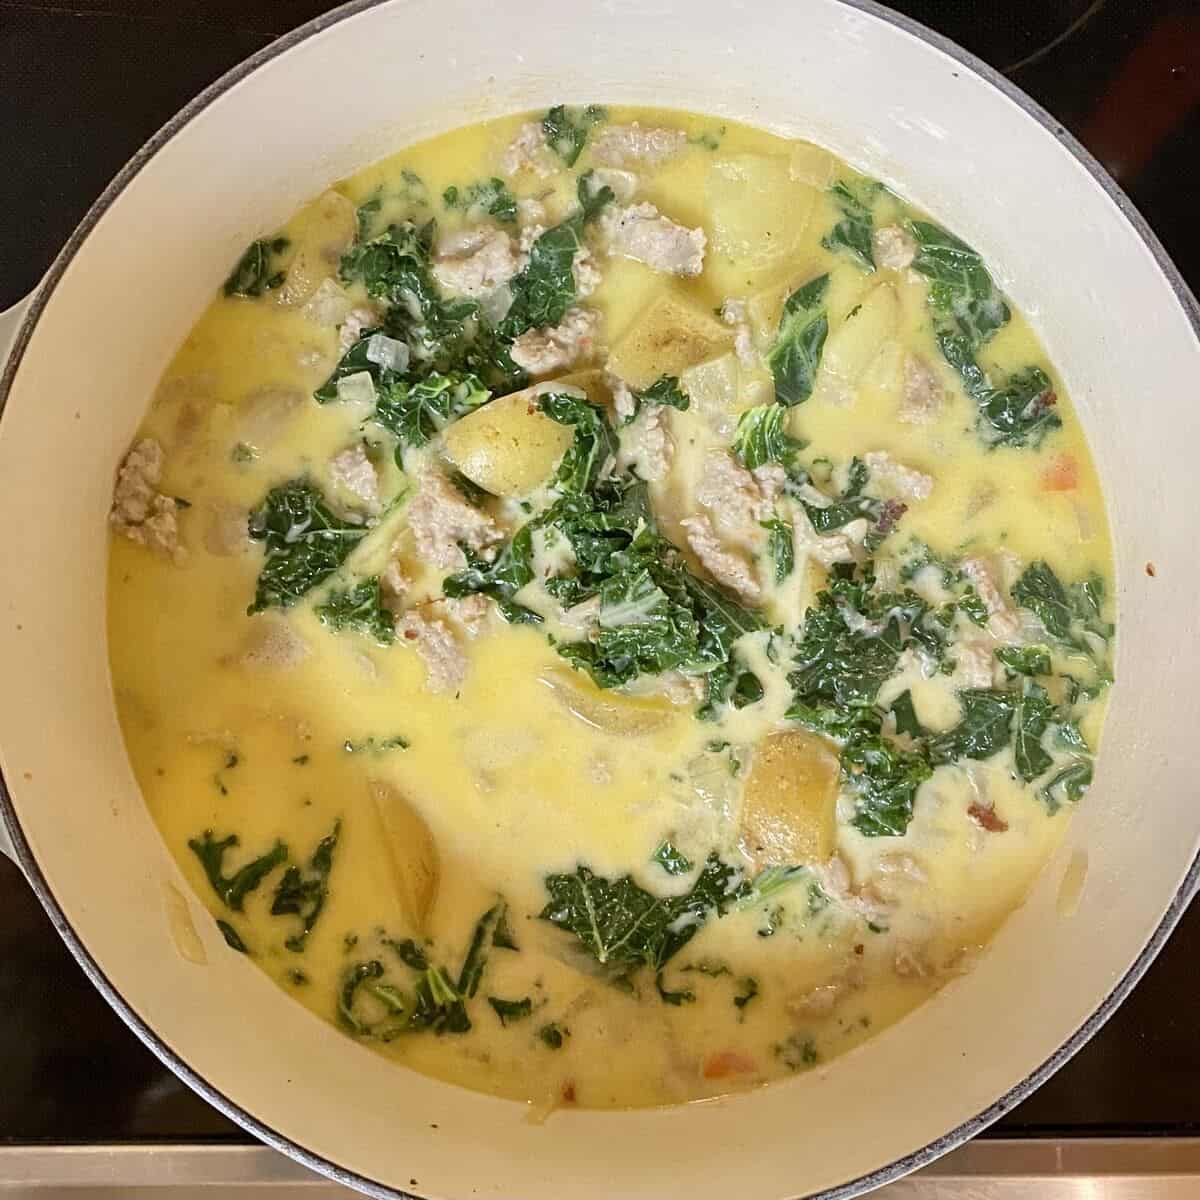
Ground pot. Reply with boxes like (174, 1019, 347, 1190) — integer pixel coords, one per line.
(1, 1, 1198, 1196)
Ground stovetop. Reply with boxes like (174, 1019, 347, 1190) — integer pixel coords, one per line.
(1, 0, 1199, 1149)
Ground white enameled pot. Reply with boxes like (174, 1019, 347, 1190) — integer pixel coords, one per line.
(1, 2, 1198, 1197)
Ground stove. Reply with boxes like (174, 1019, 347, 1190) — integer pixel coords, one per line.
(1, 0, 1198, 1193)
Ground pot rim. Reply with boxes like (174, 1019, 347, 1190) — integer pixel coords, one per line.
(1, 1, 1197, 1197)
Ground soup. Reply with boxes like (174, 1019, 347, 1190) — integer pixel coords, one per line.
(107, 106, 1114, 1110)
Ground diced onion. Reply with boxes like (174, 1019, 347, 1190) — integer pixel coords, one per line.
(336, 371, 377, 405)
(365, 333, 410, 373)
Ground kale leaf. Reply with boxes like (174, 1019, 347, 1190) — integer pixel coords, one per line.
(338, 961, 407, 1037)
(928, 689, 1017, 764)
(1013, 679, 1054, 782)
(768, 274, 830, 406)
(842, 731, 933, 837)
(732, 403, 805, 470)
(1039, 759, 1093, 814)
(762, 518, 795, 583)
(224, 236, 290, 297)
(652, 840, 693, 875)
(538, 1022, 568, 1048)
(443, 523, 538, 624)
(216, 919, 249, 953)
(619, 375, 691, 425)
(822, 180, 878, 270)
(540, 852, 744, 973)
(443, 177, 518, 223)
(271, 819, 340, 952)
(373, 372, 490, 453)
(188, 831, 288, 911)
(315, 577, 395, 644)
(889, 689, 925, 738)
(487, 996, 533, 1026)
(542, 104, 607, 166)
(247, 480, 368, 612)
(313, 333, 382, 403)
(539, 391, 620, 495)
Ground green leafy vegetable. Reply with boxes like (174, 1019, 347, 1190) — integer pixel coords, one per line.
(776, 1035, 819, 1070)
(540, 853, 744, 974)
(619, 375, 691, 425)
(384, 937, 429, 970)
(842, 731, 933, 837)
(443, 523, 538, 624)
(889, 689, 925, 738)
(652, 840, 693, 876)
(768, 274, 830, 406)
(542, 103, 607, 166)
(732, 403, 805, 469)
(762, 518, 795, 584)
(734, 977, 760, 1011)
(409, 966, 471, 1034)
(373, 372, 490, 453)
(338, 961, 409, 1037)
(270, 820, 340, 952)
(443, 177, 518, 223)
(928, 689, 1017, 764)
(188, 831, 288, 911)
(1013, 680, 1054, 782)
(538, 1022, 568, 1048)
(996, 644, 1052, 678)
(247, 480, 368, 612)
(1039, 759, 1092, 814)
(312, 333, 384, 404)
(487, 996, 533, 1026)
(539, 392, 620, 495)
(959, 587, 989, 628)
(822, 180, 877, 270)
(315, 577, 395, 644)
(224, 236, 289, 297)
(216, 919, 249, 954)
(458, 902, 506, 999)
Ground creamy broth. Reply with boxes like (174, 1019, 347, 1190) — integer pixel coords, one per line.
(107, 107, 1114, 1110)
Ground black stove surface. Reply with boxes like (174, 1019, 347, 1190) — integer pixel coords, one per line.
(1, 0, 1198, 1144)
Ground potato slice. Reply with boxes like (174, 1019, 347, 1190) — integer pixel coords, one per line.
(370, 780, 440, 931)
(812, 281, 899, 407)
(275, 190, 357, 308)
(443, 382, 576, 498)
(539, 666, 674, 736)
(788, 140, 840, 190)
(607, 291, 733, 389)
(706, 155, 818, 266)
(739, 730, 839, 868)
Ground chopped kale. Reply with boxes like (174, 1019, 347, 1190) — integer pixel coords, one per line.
(655, 971, 695, 1006)
(843, 731, 933, 837)
(443, 177, 518, 223)
(928, 689, 1017, 764)
(1013, 679, 1054, 782)
(732, 403, 805, 470)
(822, 180, 878, 270)
(619, 375, 691, 425)
(538, 1022, 568, 1049)
(762, 518, 796, 584)
(313, 334, 383, 404)
(443, 523, 538, 624)
(188, 832, 288, 911)
(458, 902, 506, 999)
(959, 587, 989, 628)
(540, 853, 744, 974)
(315, 577, 395, 644)
(216, 919, 249, 954)
(733, 976, 760, 1011)
(768, 274, 830, 406)
(385, 936, 430, 971)
(247, 480, 368, 612)
(408, 966, 471, 1034)
(889, 689, 926, 738)
(539, 391, 620, 495)
(373, 372, 490, 453)
(776, 1034, 819, 1070)
(223, 235, 290, 297)
(541, 103, 607, 166)
(652, 840, 693, 876)
(338, 960, 409, 1037)
(270, 820, 340, 952)
(1039, 759, 1092, 814)
(487, 996, 533, 1026)
(492, 905, 519, 951)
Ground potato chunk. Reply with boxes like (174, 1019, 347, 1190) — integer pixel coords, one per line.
(812, 281, 898, 407)
(370, 781, 439, 931)
(607, 291, 733, 389)
(274, 190, 357, 308)
(443, 383, 575, 498)
(706, 155, 817, 266)
(739, 730, 839, 868)
(539, 666, 674, 736)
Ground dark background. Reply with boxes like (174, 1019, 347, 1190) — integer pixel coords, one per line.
(1, 0, 1198, 1143)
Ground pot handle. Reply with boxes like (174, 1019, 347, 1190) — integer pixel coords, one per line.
(0, 290, 34, 868)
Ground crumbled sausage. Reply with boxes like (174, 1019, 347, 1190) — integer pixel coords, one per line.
(608, 372, 637, 422)
(695, 450, 774, 531)
(440, 593, 491, 638)
(510, 307, 600, 376)
(407, 470, 503, 570)
(680, 514, 761, 604)
(591, 123, 688, 167)
(328, 444, 381, 513)
(396, 611, 469, 693)
(617, 404, 674, 482)
(961, 555, 1022, 641)
(873, 224, 917, 271)
(949, 638, 998, 690)
(502, 122, 558, 178)
(599, 203, 706, 277)
(381, 558, 410, 615)
(431, 225, 523, 298)
(110, 439, 184, 562)
(720, 299, 759, 369)
(898, 353, 943, 424)
(863, 450, 934, 502)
